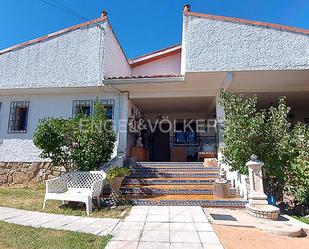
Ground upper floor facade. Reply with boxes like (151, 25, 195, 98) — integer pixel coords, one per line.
(0, 5, 308, 91)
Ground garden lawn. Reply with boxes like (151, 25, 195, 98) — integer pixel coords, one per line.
(292, 216, 309, 225)
(0, 220, 111, 249)
(0, 184, 130, 218)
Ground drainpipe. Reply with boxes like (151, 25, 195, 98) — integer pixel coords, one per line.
(108, 84, 123, 95)
(106, 84, 130, 160)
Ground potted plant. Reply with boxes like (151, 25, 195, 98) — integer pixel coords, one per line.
(107, 167, 132, 192)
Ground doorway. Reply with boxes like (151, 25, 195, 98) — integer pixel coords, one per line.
(151, 123, 170, 161)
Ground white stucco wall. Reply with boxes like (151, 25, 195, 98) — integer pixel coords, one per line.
(184, 15, 309, 72)
(0, 22, 107, 89)
(0, 20, 132, 89)
(132, 53, 181, 76)
(0, 91, 123, 162)
(104, 24, 131, 77)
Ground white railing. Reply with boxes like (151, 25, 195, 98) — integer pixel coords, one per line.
(220, 162, 249, 200)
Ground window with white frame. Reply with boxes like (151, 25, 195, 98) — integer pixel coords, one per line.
(8, 101, 30, 133)
(72, 100, 93, 117)
(101, 99, 115, 120)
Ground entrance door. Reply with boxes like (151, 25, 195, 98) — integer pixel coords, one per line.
(152, 123, 170, 161)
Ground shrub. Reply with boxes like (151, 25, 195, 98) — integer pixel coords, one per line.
(287, 123, 309, 205)
(219, 89, 309, 204)
(107, 167, 132, 183)
(33, 100, 116, 171)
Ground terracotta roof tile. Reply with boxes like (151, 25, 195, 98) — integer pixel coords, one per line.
(129, 44, 181, 67)
(105, 74, 182, 80)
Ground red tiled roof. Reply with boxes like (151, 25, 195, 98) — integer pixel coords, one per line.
(129, 44, 181, 67)
(105, 74, 182, 80)
(0, 14, 107, 55)
(183, 5, 309, 35)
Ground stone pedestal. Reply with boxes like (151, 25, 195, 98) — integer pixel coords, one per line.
(245, 155, 280, 220)
(213, 182, 230, 198)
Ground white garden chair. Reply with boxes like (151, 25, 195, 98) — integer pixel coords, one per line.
(43, 171, 106, 215)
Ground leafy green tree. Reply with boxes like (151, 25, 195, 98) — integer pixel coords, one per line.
(287, 123, 309, 205)
(33, 100, 116, 171)
(219, 90, 264, 174)
(219, 90, 309, 203)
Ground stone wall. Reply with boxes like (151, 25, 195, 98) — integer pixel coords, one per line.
(0, 162, 66, 186)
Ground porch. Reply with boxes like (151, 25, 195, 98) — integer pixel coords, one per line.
(127, 96, 218, 162)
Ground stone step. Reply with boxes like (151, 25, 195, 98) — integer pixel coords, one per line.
(136, 162, 206, 168)
(121, 184, 216, 189)
(132, 167, 219, 172)
(126, 173, 219, 179)
(130, 199, 248, 208)
(102, 187, 237, 195)
(123, 179, 217, 185)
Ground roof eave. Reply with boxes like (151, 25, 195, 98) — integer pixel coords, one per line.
(0, 15, 107, 56)
(185, 10, 309, 35)
(129, 44, 182, 67)
(103, 76, 184, 85)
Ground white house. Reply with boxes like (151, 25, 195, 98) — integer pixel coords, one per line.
(0, 5, 309, 165)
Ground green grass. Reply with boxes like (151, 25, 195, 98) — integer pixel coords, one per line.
(0, 184, 131, 218)
(292, 215, 309, 225)
(0, 220, 112, 249)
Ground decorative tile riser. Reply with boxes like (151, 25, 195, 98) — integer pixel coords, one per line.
(127, 173, 218, 179)
(133, 167, 219, 172)
(135, 163, 207, 168)
(123, 179, 216, 185)
(102, 188, 237, 195)
(131, 199, 248, 207)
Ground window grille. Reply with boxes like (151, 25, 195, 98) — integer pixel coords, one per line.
(101, 99, 115, 120)
(72, 100, 93, 117)
(8, 101, 30, 133)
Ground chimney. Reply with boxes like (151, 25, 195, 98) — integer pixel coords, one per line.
(183, 4, 191, 14)
(101, 10, 107, 18)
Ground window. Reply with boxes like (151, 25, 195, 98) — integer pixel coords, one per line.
(8, 101, 30, 133)
(174, 119, 197, 146)
(101, 99, 115, 120)
(72, 100, 93, 117)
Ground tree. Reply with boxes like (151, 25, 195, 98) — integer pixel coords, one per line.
(219, 90, 309, 203)
(288, 123, 309, 205)
(219, 90, 265, 174)
(33, 100, 116, 171)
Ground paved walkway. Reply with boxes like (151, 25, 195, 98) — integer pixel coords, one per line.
(0, 206, 224, 249)
(107, 206, 224, 249)
(0, 207, 120, 236)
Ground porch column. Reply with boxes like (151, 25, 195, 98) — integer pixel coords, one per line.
(117, 92, 129, 156)
(216, 95, 225, 161)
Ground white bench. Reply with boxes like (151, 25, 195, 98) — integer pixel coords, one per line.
(43, 171, 106, 215)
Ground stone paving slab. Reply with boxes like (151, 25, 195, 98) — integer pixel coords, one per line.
(204, 207, 306, 237)
(106, 206, 224, 249)
(39, 215, 83, 229)
(0, 206, 225, 249)
(5, 212, 49, 225)
(0, 206, 120, 235)
(22, 213, 65, 228)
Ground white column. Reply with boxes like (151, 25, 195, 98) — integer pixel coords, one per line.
(216, 95, 225, 160)
(117, 92, 128, 155)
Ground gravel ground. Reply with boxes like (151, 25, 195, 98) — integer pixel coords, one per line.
(213, 224, 309, 249)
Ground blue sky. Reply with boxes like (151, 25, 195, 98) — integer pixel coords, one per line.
(1, 0, 308, 58)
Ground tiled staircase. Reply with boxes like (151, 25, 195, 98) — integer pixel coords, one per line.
(118, 162, 247, 208)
